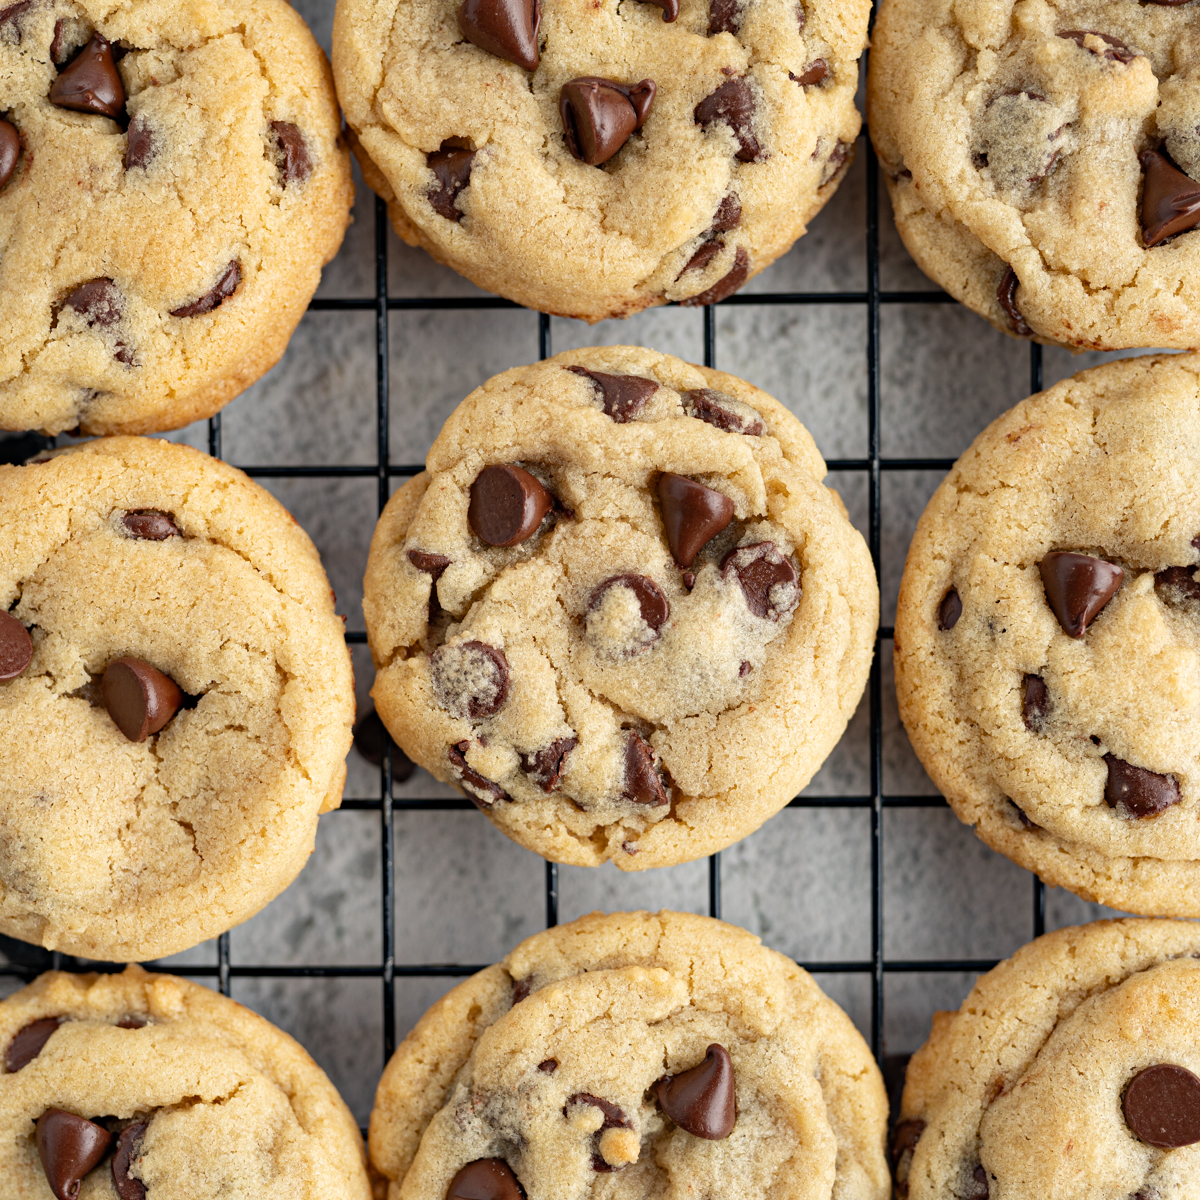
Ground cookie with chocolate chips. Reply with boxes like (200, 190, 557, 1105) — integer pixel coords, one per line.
(332, 0, 867, 320)
(0, 964, 371, 1199)
(368, 910, 889, 1200)
(0, 436, 353, 960)
(869, 0, 1200, 349)
(895, 352, 1200, 916)
(363, 347, 877, 870)
(894, 919, 1200, 1200)
(0, 0, 352, 435)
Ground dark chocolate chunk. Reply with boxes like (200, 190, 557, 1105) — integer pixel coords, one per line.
(0, 610, 32, 681)
(270, 120, 312, 186)
(446, 1158, 526, 1200)
(655, 1044, 736, 1139)
(679, 245, 749, 305)
(587, 574, 670, 652)
(682, 387, 762, 435)
(938, 588, 962, 630)
(170, 260, 241, 318)
(679, 239, 723, 277)
(64, 278, 122, 327)
(431, 641, 510, 719)
(997, 266, 1032, 337)
(538, 1058, 558, 1072)
(567, 365, 659, 422)
(641, 0, 679, 20)
(709, 193, 741, 233)
(790, 58, 828, 86)
(708, 0, 742, 35)
(1038, 551, 1123, 637)
(427, 143, 477, 221)
(0, 118, 19, 189)
(560, 77, 655, 167)
(112, 1122, 148, 1200)
(1021, 674, 1049, 731)
(408, 549, 452, 579)
(1057, 30, 1137, 64)
(468, 464, 553, 546)
(721, 541, 798, 619)
(353, 708, 415, 783)
(36, 1109, 113, 1200)
(124, 118, 153, 170)
(622, 732, 668, 806)
(1140, 149, 1200, 247)
(101, 656, 184, 742)
(695, 78, 760, 162)
(49, 33, 125, 118)
(457, 0, 541, 71)
(519, 736, 577, 792)
(1155, 564, 1200, 602)
(121, 509, 180, 540)
(1104, 755, 1180, 818)
(657, 473, 735, 567)
(5, 1016, 61, 1072)
(449, 741, 509, 809)
(1124, 1064, 1200, 1147)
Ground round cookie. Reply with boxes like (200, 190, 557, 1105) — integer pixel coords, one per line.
(0, 436, 355, 960)
(893, 919, 1200, 1200)
(331, 0, 867, 321)
(869, 0, 1200, 350)
(363, 346, 877, 870)
(0, 0, 353, 436)
(369, 910, 890, 1200)
(0, 964, 372, 1198)
(894, 352, 1200, 916)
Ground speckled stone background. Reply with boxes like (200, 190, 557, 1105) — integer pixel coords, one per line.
(0, 0, 1152, 1130)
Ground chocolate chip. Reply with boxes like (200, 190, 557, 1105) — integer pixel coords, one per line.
(818, 140, 853, 187)
(5, 1016, 61, 1072)
(1038, 551, 1123, 637)
(707, 0, 742, 35)
(796, 2, 806, 29)
(791, 59, 828, 86)
(538, 1058, 558, 1072)
(567, 366, 659, 422)
(657, 473, 734, 567)
(111, 1122, 147, 1200)
(566, 1093, 631, 1127)
(1155, 564, 1200, 602)
(457, 0, 541, 71)
(0, 610, 32, 682)
(679, 239, 723, 277)
(560, 77, 655, 167)
(709, 193, 741, 233)
(512, 977, 530, 1004)
(0, 1, 30, 35)
(446, 1159, 526, 1200)
(121, 509, 180, 540)
(682, 571, 695, 590)
(1022, 674, 1049, 731)
(1139, 149, 1200, 247)
(468, 464, 553, 547)
(64, 278, 122, 327)
(623, 732, 668, 806)
(682, 388, 762, 435)
(353, 708, 416, 783)
(997, 265, 1032, 337)
(891, 1117, 925, 1199)
(937, 587, 962, 630)
(49, 18, 68, 63)
(427, 143, 477, 221)
(641, 0, 679, 19)
(739, 660, 751, 676)
(36, 1109, 113, 1200)
(116, 1015, 147, 1029)
(408, 549, 452, 579)
(124, 118, 153, 170)
(1124, 1064, 1200, 1147)
(721, 542, 798, 619)
(448, 741, 510, 808)
(101, 656, 184, 743)
(431, 641, 510, 720)
(679, 246, 749, 306)
(1009, 797, 1041, 830)
(966, 1165, 989, 1200)
(49, 33, 125, 118)
(0, 118, 19, 190)
(1104, 754, 1180, 818)
(695, 78, 760, 162)
(170, 260, 241, 318)
(588, 574, 670, 650)
(1058, 29, 1137, 63)
(655, 1044, 736, 1139)
(270, 120, 312, 186)
(519, 736, 577, 792)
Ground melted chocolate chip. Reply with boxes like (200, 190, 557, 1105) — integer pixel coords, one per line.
(566, 1093, 631, 1127)
(1124, 1065, 1200, 1148)
(0, 2, 30, 35)
(427, 143, 477, 221)
(695, 78, 760, 162)
(642, 0, 679, 20)
(538, 1058, 558, 1072)
(588, 574, 670, 641)
(1104, 755, 1181, 818)
(408, 549, 452, 579)
(938, 588, 962, 630)
(5, 1016, 61, 1072)
(682, 387, 763, 435)
(655, 1044, 736, 1139)
(657, 473, 735, 567)
(270, 120, 312, 186)
(1022, 674, 1049, 731)
(123, 118, 153, 170)
(49, 33, 125, 118)
(431, 641, 510, 720)
(709, 193, 742, 233)
(679, 239, 723, 277)
(170, 260, 241, 318)
(112, 1122, 148, 1200)
(64, 278, 122, 327)
(457, 0, 540, 71)
(997, 266, 1032, 337)
(791, 59, 828, 86)
(567, 365, 659, 422)
(519, 736, 577, 792)
(1140, 149, 1200, 247)
(468, 464, 553, 546)
(680, 246, 749, 305)
(0, 610, 32, 681)
(353, 708, 416, 783)
(0, 118, 19, 189)
(49, 18, 69, 64)
(623, 732, 668, 805)
(121, 509, 180, 540)
(446, 1158, 526, 1200)
(708, 0, 742, 35)
(721, 542, 799, 619)
(1038, 551, 1123, 637)
(561, 77, 655, 166)
(101, 656, 184, 742)
(1155, 564, 1200, 602)
(449, 741, 510, 809)
(1058, 29, 1137, 63)
(36, 1109, 113, 1200)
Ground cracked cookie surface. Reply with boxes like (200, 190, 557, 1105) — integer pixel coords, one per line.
(0, 0, 352, 436)
(894, 352, 1200, 916)
(363, 346, 877, 870)
(331, 0, 867, 321)
(869, 0, 1200, 350)
(0, 964, 371, 1199)
(895, 919, 1200, 1200)
(0, 436, 354, 960)
(369, 910, 889, 1200)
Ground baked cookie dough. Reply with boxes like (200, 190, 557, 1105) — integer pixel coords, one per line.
(363, 347, 877, 870)
(0, 964, 372, 1199)
(331, 0, 868, 321)
(893, 919, 1200, 1200)
(369, 910, 890, 1200)
(0, 0, 353, 436)
(0, 436, 354, 961)
(869, 0, 1200, 350)
(895, 352, 1200, 916)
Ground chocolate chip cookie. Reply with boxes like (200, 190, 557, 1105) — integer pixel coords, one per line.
(331, 0, 867, 321)
(869, 0, 1200, 350)
(0, 436, 354, 961)
(893, 919, 1200, 1200)
(0, 964, 372, 1198)
(369, 910, 890, 1200)
(894, 352, 1200, 916)
(0, 0, 353, 436)
(363, 347, 877, 870)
